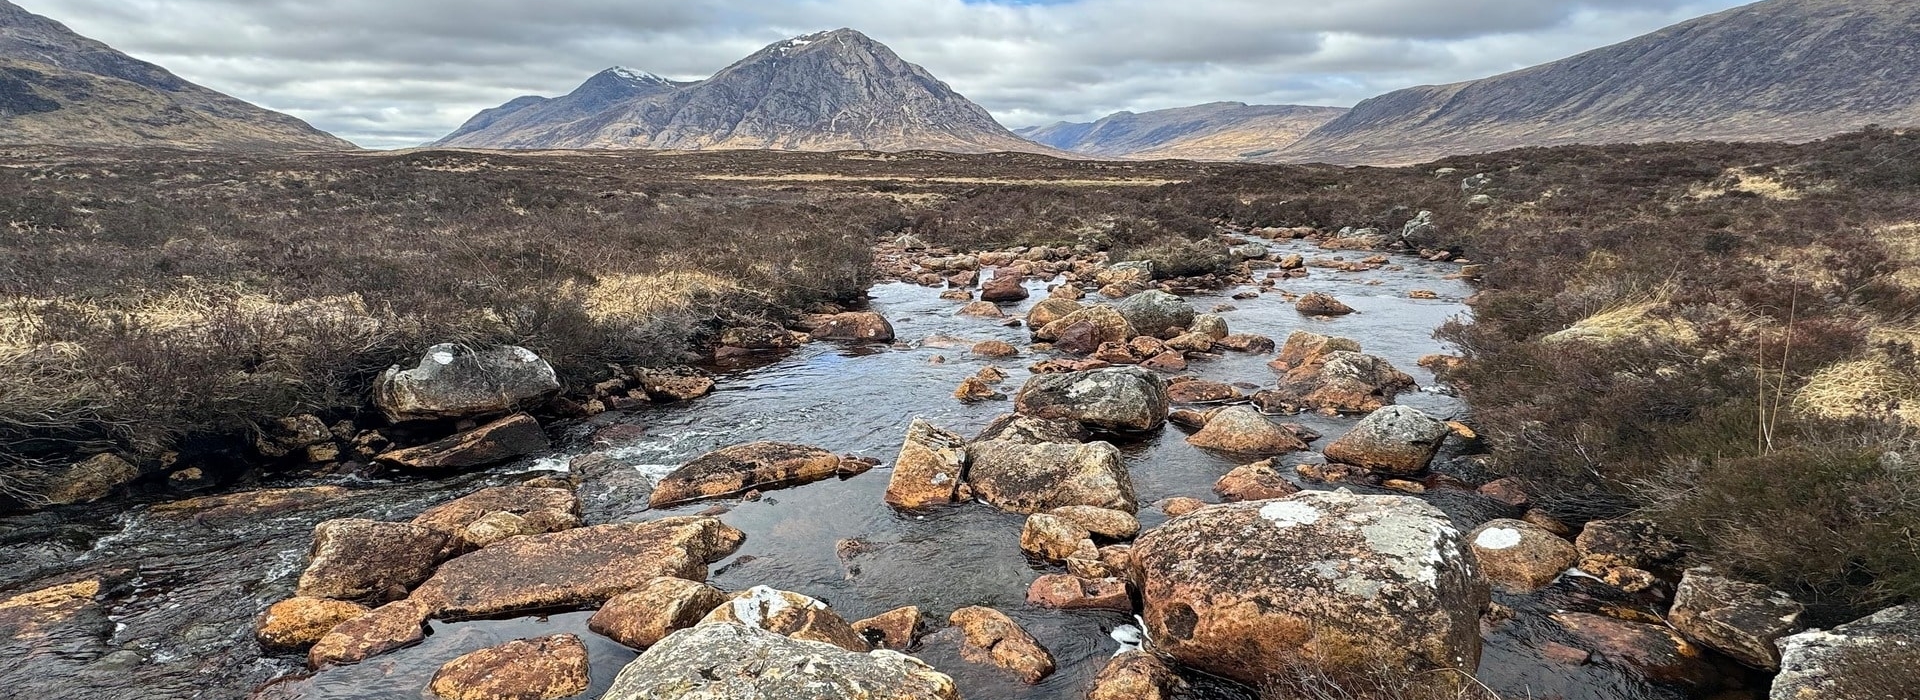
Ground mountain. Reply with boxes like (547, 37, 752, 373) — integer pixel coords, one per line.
(435, 29, 1052, 154)
(1282, 0, 1920, 165)
(1018, 102, 1347, 161)
(0, 0, 353, 151)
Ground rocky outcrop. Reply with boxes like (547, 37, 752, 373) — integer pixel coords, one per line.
(411, 486, 581, 554)
(967, 439, 1136, 514)
(948, 606, 1055, 684)
(408, 518, 744, 619)
(1322, 405, 1450, 474)
(1773, 604, 1919, 700)
(1186, 406, 1310, 454)
(1013, 366, 1169, 433)
(1114, 291, 1197, 338)
(886, 419, 968, 509)
(374, 344, 559, 422)
(1669, 567, 1804, 670)
(601, 622, 960, 700)
(254, 597, 369, 651)
(1466, 519, 1577, 593)
(701, 586, 869, 652)
(426, 634, 590, 700)
(296, 519, 448, 604)
(1130, 491, 1487, 688)
(377, 414, 551, 470)
(589, 576, 730, 650)
(650, 442, 870, 507)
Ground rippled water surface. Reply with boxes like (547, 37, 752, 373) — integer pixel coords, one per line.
(1, 239, 1750, 700)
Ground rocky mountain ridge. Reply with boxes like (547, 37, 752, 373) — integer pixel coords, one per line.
(1019, 102, 1347, 161)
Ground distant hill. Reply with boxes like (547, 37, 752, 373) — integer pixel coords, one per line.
(435, 29, 1054, 154)
(1019, 102, 1347, 161)
(0, 0, 353, 151)
(1281, 0, 1920, 165)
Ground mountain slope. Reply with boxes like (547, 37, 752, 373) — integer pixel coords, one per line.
(1281, 0, 1920, 165)
(0, 0, 353, 151)
(435, 29, 1051, 154)
(1019, 102, 1347, 161)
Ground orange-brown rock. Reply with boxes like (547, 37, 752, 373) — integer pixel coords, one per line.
(588, 576, 728, 649)
(408, 518, 743, 619)
(1026, 574, 1131, 611)
(1091, 342, 1141, 365)
(1467, 519, 1578, 593)
(150, 486, 350, 522)
(1035, 306, 1135, 348)
(886, 419, 969, 509)
(1212, 459, 1303, 502)
(1089, 651, 1185, 700)
(649, 442, 869, 507)
(701, 586, 869, 652)
(1187, 406, 1309, 455)
(980, 271, 1030, 303)
(1477, 478, 1531, 507)
(377, 413, 551, 471)
(1048, 505, 1141, 540)
(971, 340, 1019, 358)
(255, 596, 369, 651)
(957, 301, 1005, 318)
(1216, 333, 1277, 353)
(948, 606, 1056, 684)
(1025, 297, 1083, 330)
(805, 312, 896, 342)
(1166, 379, 1240, 404)
(1021, 513, 1098, 561)
(968, 439, 1137, 514)
(308, 599, 431, 669)
(633, 368, 716, 402)
(1258, 350, 1416, 414)
(953, 376, 1007, 403)
(1161, 497, 1208, 517)
(1268, 331, 1362, 373)
(295, 518, 449, 604)
(426, 634, 590, 700)
(853, 605, 925, 651)
(1296, 292, 1356, 315)
(1550, 613, 1718, 688)
(412, 486, 581, 554)
(1140, 351, 1188, 373)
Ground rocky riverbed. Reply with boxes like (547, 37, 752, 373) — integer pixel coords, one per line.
(2, 234, 1884, 700)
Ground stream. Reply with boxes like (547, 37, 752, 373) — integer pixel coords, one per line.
(0, 239, 1758, 700)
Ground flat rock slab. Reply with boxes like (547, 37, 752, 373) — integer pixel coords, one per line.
(409, 517, 744, 620)
(650, 442, 869, 507)
(378, 413, 551, 470)
(602, 622, 959, 700)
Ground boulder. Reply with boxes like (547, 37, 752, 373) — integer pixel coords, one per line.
(1268, 331, 1362, 373)
(255, 415, 332, 458)
(1131, 491, 1487, 688)
(377, 413, 551, 470)
(1187, 406, 1309, 454)
(602, 623, 959, 700)
(1164, 331, 1216, 353)
(953, 376, 1006, 403)
(650, 442, 869, 507)
(1021, 513, 1098, 561)
(971, 340, 1019, 358)
(806, 312, 896, 342)
(886, 419, 969, 509)
(854, 606, 924, 651)
(408, 518, 744, 619)
(1550, 612, 1716, 688)
(37, 453, 140, 505)
(1115, 291, 1197, 339)
(1014, 366, 1169, 433)
(633, 368, 716, 401)
(1048, 505, 1140, 540)
(1322, 405, 1450, 475)
(1216, 333, 1276, 353)
(971, 414, 1088, 445)
(957, 300, 1005, 318)
(1026, 574, 1131, 611)
(1669, 567, 1804, 669)
(1096, 261, 1157, 287)
(968, 439, 1136, 514)
(1296, 292, 1356, 316)
(426, 634, 590, 700)
(1161, 497, 1208, 517)
(374, 344, 559, 422)
(1141, 351, 1187, 372)
(1773, 604, 1920, 700)
(1230, 243, 1270, 260)
(701, 586, 869, 652)
(308, 599, 431, 668)
(1034, 305, 1136, 347)
(718, 325, 809, 350)
(1090, 651, 1185, 700)
(1025, 297, 1083, 330)
(1190, 313, 1230, 340)
(1212, 460, 1301, 502)
(980, 271, 1030, 303)
(948, 606, 1055, 684)
(588, 576, 729, 650)
(1259, 351, 1416, 414)
(255, 597, 369, 651)
(412, 486, 581, 554)
(1575, 519, 1686, 577)
(296, 519, 449, 604)
(1166, 379, 1239, 404)
(1466, 519, 1577, 593)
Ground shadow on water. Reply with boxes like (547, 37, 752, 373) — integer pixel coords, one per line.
(0, 240, 1745, 699)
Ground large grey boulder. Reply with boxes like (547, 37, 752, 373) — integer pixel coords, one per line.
(374, 344, 559, 422)
(1322, 405, 1450, 475)
(1014, 366, 1169, 433)
(1772, 604, 1919, 699)
(1130, 491, 1488, 689)
(1114, 291, 1197, 338)
(967, 439, 1136, 514)
(602, 622, 960, 700)
(1671, 567, 1804, 670)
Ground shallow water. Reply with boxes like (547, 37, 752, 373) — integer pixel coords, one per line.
(0, 239, 1750, 700)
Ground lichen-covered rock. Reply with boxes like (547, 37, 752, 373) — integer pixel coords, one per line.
(1048, 505, 1140, 540)
(588, 576, 729, 650)
(1322, 405, 1450, 474)
(426, 634, 590, 700)
(633, 368, 716, 401)
(1267, 331, 1362, 374)
(1114, 291, 1197, 338)
(804, 312, 896, 342)
(1166, 379, 1240, 404)
(603, 623, 958, 700)
(1021, 513, 1098, 561)
(1296, 292, 1357, 316)
(1131, 491, 1487, 688)
(968, 439, 1136, 514)
(412, 486, 581, 554)
(1026, 574, 1130, 611)
(1014, 366, 1169, 433)
(649, 442, 869, 507)
(1669, 567, 1804, 670)
(408, 518, 743, 619)
(1258, 351, 1416, 414)
(1190, 313, 1230, 340)
(296, 519, 449, 604)
(374, 344, 559, 422)
(701, 586, 869, 652)
(1096, 261, 1157, 287)
(377, 413, 551, 470)
(37, 453, 140, 505)
(1187, 406, 1309, 455)
(1575, 519, 1686, 577)
(854, 606, 924, 651)
(948, 606, 1056, 684)
(1025, 297, 1083, 330)
(971, 414, 1088, 446)
(1466, 519, 1577, 593)
(308, 599, 431, 669)
(255, 596, 369, 651)
(1211, 460, 1301, 502)
(1772, 604, 1919, 700)
(1035, 305, 1136, 349)
(886, 419, 969, 509)
(1089, 651, 1185, 700)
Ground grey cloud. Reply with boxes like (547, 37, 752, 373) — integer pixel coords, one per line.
(15, 0, 1754, 148)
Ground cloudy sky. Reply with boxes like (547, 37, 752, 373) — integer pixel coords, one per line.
(19, 0, 1754, 148)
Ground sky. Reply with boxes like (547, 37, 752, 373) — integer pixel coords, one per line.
(18, 0, 1756, 149)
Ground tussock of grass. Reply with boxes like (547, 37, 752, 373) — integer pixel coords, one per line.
(1793, 358, 1920, 427)
(1542, 299, 1700, 346)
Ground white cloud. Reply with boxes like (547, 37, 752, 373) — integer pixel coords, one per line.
(13, 0, 1756, 148)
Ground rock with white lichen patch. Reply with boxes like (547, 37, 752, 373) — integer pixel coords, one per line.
(373, 344, 559, 422)
(1467, 518, 1577, 593)
(1130, 490, 1488, 688)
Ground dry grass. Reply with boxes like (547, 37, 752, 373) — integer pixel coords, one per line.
(1541, 299, 1700, 346)
(1793, 358, 1920, 427)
